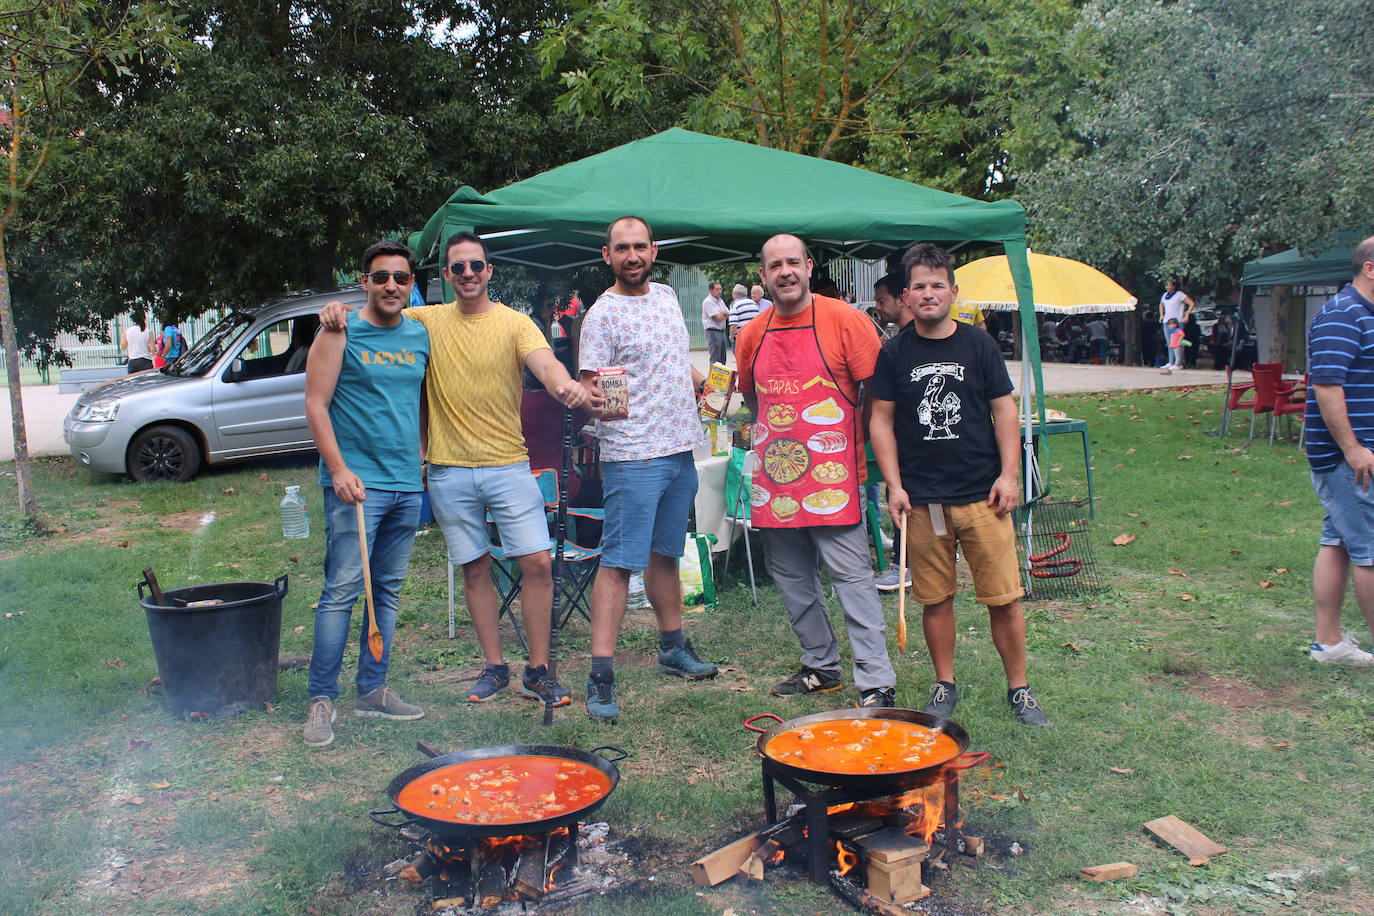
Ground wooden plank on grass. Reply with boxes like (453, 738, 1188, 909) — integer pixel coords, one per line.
(690, 831, 760, 887)
(1143, 815, 1227, 859)
(1079, 862, 1139, 882)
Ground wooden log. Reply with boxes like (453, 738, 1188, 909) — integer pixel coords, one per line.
(1143, 815, 1227, 860)
(855, 827, 930, 865)
(690, 831, 761, 887)
(866, 858, 929, 904)
(1079, 862, 1139, 882)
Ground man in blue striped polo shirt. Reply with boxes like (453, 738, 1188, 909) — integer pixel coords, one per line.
(1306, 235, 1374, 666)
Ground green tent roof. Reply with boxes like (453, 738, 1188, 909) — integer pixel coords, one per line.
(1240, 233, 1362, 287)
(410, 128, 1029, 269)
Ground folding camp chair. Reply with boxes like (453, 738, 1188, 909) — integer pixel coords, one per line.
(445, 469, 603, 647)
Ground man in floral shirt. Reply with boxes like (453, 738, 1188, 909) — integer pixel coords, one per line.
(577, 216, 719, 722)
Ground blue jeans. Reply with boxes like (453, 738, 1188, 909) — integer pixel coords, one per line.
(307, 488, 422, 699)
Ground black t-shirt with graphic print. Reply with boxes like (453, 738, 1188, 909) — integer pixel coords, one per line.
(870, 322, 1014, 504)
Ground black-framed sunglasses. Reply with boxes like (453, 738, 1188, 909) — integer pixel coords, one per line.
(366, 270, 414, 286)
(448, 259, 487, 276)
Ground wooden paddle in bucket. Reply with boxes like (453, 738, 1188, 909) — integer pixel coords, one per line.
(355, 502, 384, 662)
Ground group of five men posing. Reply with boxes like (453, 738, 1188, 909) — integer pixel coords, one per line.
(299, 219, 1046, 748)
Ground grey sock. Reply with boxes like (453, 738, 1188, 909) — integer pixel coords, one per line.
(659, 628, 686, 653)
(590, 656, 614, 681)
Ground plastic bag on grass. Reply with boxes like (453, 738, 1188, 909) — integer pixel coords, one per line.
(680, 532, 718, 610)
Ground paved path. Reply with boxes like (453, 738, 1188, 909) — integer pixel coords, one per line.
(1, 361, 1229, 463)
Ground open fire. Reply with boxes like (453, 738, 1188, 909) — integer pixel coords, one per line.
(385, 822, 625, 912)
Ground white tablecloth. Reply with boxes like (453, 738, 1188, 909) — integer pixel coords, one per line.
(693, 454, 736, 552)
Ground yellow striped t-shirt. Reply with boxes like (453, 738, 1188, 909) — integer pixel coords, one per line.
(403, 302, 550, 467)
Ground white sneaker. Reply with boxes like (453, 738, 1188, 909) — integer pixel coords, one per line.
(1310, 637, 1374, 666)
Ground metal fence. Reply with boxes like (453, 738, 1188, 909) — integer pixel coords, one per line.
(9, 311, 228, 383)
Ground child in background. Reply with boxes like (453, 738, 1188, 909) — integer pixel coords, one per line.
(1161, 318, 1184, 375)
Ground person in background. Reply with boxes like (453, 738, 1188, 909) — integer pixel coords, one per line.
(751, 283, 772, 311)
(157, 315, 186, 366)
(729, 283, 759, 346)
(870, 272, 912, 593)
(1305, 236, 1374, 667)
(1159, 277, 1195, 349)
(1086, 315, 1110, 363)
(701, 280, 729, 366)
(123, 315, 153, 373)
(1161, 317, 1184, 374)
(577, 215, 719, 723)
(302, 240, 431, 747)
(951, 296, 987, 331)
(1182, 313, 1202, 368)
(869, 242, 1046, 726)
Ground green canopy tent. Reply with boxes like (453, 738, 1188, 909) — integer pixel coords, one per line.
(409, 127, 1049, 501)
(1240, 233, 1361, 287)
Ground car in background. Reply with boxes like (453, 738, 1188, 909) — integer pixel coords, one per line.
(1193, 305, 1219, 338)
(64, 287, 364, 482)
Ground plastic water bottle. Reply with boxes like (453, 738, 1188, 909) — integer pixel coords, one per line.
(280, 486, 310, 539)
(627, 573, 651, 609)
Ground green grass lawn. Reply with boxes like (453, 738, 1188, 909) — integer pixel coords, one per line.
(2, 386, 1373, 915)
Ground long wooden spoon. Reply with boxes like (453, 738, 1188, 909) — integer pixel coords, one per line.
(355, 502, 384, 662)
(897, 511, 908, 653)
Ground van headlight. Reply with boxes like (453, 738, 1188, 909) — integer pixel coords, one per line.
(74, 401, 119, 422)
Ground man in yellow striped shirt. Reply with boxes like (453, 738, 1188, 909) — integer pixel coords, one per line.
(322, 232, 597, 708)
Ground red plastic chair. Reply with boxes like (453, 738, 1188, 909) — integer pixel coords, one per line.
(1250, 367, 1304, 443)
(1224, 362, 1279, 436)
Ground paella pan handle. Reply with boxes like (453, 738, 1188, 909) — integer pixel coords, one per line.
(947, 751, 991, 771)
(416, 739, 443, 759)
(369, 807, 418, 829)
(743, 713, 784, 733)
(590, 745, 629, 762)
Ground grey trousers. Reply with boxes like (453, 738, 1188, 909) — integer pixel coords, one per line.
(705, 327, 728, 367)
(761, 523, 896, 691)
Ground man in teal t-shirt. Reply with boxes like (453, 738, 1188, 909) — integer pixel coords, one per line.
(301, 240, 431, 747)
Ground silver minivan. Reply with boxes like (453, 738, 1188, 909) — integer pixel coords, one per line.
(64, 287, 364, 482)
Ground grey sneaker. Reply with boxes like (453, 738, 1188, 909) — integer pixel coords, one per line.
(303, 697, 337, 747)
(873, 566, 911, 592)
(1008, 685, 1048, 726)
(859, 686, 896, 708)
(519, 665, 572, 707)
(355, 686, 424, 720)
(1310, 638, 1374, 666)
(467, 664, 510, 703)
(922, 681, 958, 719)
(772, 666, 843, 697)
(585, 672, 619, 723)
(657, 639, 719, 679)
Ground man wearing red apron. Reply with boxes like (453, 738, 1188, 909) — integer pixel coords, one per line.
(736, 234, 897, 708)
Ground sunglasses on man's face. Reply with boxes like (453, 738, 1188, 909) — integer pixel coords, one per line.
(367, 270, 413, 286)
(448, 260, 487, 276)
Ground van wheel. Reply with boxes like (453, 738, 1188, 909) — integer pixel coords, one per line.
(128, 426, 201, 483)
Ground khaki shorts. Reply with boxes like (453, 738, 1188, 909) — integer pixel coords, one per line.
(903, 500, 1023, 607)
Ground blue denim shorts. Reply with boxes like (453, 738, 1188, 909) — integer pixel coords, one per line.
(427, 461, 550, 565)
(600, 451, 698, 571)
(1312, 464, 1374, 565)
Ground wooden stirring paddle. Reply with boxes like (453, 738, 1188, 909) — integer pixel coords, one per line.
(355, 502, 384, 662)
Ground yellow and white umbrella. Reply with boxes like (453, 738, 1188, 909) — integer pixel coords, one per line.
(954, 252, 1137, 315)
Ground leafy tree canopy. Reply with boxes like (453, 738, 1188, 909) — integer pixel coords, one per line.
(539, 0, 1088, 198)
(1020, 0, 1374, 294)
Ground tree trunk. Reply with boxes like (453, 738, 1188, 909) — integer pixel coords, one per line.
(0, 233, 38, 519)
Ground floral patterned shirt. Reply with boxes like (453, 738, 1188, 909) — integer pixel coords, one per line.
(579, 282, 704, 461)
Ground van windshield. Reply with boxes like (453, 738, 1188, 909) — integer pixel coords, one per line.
(165, 312, 252, 377)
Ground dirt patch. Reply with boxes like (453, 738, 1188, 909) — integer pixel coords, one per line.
(1185, 674, 1308, 716)
(159, 510, 216, 532)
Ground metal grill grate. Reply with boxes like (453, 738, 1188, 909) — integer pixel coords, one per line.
(1013, 499, 1107, 601)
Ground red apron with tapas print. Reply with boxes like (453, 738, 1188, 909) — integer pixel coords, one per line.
(748, 308, 862, 528)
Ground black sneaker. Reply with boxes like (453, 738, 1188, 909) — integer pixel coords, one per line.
(467, 664, 510, 703)
(858, 686, 896, 708)
(1008, 685, 1048, 726)
(922, 681, 958, 719)
(518, 665, 571, 707)
(772, 666, 843, 697)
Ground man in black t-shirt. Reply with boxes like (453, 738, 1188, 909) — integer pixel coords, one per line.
(869, 243, 1048, 726)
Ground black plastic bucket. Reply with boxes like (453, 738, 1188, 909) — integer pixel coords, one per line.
(139, 575, 288, 718)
